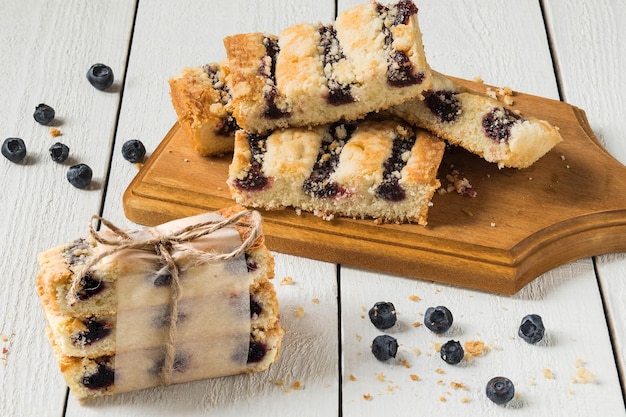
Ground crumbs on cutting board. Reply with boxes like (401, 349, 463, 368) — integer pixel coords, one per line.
(280, 276, 295, 285)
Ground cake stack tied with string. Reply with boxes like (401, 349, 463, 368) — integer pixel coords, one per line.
(37, 206, 283, 400)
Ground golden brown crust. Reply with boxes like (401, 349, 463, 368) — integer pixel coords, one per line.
(169, 65, 235, 156)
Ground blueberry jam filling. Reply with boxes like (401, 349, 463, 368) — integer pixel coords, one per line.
(303, 123, 356, 198)
(72, 317, 112, 347)
(74, 272, 105, 301)
(203, 64, 240, 136)
(482, 107, 525, 143)
(82, 360, 114, 390)
(423, 90, 461, 122)
(375, 129, 416, 202)
(318, 25, 355, 105)
(259, 37, 289, 119)
(377, 1, 424, 87)
(152, 271, 172, 287)
(245, 253, 258, 272)
(233, 133, 270, 191)
(250, 296, 263, 319)
(247, 338, 267, 363)
(64, 238, 91, 266)
(151, 352, 190, 374)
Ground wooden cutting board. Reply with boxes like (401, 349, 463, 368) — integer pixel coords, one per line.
(123, 78, 626, 294)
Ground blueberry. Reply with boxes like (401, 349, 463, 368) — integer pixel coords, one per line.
(518, 314, 545, 344)
(2, 137, 27, 163)
(49, 142, 70, 163)
(87, 63, 114, 90)
(121, 139, 146, 163)
(368, 301, 397, 330)
(248, 340, 267, 363)
(371, 335, 398, 361)
(486, 376, 515, 405)
(34, 103, 55, 125)
(440, 340, 464, 364)
(67, 163, 93, 188)
(424, 306, 453, 334)
(82, 362, 114, 389)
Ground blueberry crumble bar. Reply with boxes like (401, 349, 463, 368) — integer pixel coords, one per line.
(224, 0, 432, 134)
(227, 118, 445, 225)
(390, 71, 563, 168)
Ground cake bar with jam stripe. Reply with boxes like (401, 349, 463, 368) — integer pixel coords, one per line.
(228, 118, 445, 225)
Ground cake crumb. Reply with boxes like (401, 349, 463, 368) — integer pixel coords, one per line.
(435, 368, 445, 375)
(363, 393, 372, 401)
(377, 372, 386, 382)
(412, 321, 422, 328)
(355, 333, 362, 342)
(49, 127, 62, 137)
(490, 222, 496, 227)
(349, 374, 357, 382)
(464, 340, 489, 357)
(486, 87, 497, 99)
(183, 158, 190, 162)
(272, 379, 285, 386)
(434, 343, 442, 353)
(295, 306, 305, 318)
(543, 368, 555, 379)
(571, 367, 596, 384)
(311, 298, 320, 304)
(292, 381, 303, 390)
(473, 76, 484, 84)
(439, 396, 447, 403)
(413, 347, 421, 356)
(450, 381, 467, 390)
(408, 294, 421, 302)
(399, 358, 411, 369)
(280, 276, 294, 285)
(437, 379, 445, 385)
(461, 397, 470, 403)
(409, 374, 420, 381)
(461, 208, 474, 217)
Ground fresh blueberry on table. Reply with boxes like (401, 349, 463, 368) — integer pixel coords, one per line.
(2, 137, 27, 163)
(368, 301, 397, 330)
(49, 142, 70, 163)
(371, 335, 398, 361)
(423, 305, 453, 333)
(67, 163, 93, 188)
(518, 313, 545, 344)
(87, 63, 114, 90)
(485, 376, 515, 405)
(440, 340, 464, 364)
(121, 139, 146, 163)
(33, 103, 55, 125)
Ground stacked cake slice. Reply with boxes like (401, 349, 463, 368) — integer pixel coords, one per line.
(169, 0, 563, 225)
(37, 207, 283, 400)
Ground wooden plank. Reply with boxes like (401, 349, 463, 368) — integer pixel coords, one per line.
(338, 0, 625, 415)
(65, 0, 340, 416)
(543, 0, 626, 400)
(0, 1, 137, 416)
(123, 82, 626, 294)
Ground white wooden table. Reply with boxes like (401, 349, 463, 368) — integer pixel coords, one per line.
(1, 1, 625, 415)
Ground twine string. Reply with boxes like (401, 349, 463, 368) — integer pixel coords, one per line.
(65, 209, 260, 386)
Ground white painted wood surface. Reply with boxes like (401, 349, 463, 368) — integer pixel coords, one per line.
(0, 1, 624, 416)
